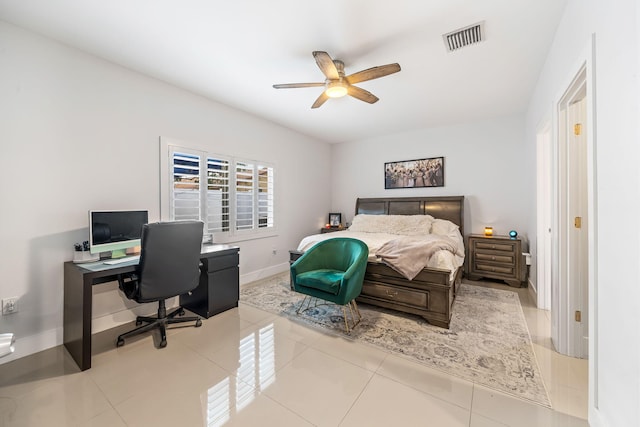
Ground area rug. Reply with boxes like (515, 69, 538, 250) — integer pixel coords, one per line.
(240, 272, 551, 407)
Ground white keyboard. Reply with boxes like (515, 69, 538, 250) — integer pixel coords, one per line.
(103, 255, 140, 265)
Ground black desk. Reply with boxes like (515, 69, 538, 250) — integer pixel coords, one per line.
(63, 244, 239, 371)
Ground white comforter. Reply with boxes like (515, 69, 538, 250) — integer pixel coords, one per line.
(296, 230, 464, 280)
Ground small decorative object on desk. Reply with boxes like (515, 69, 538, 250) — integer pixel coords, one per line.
(328, 212, 342, 228)
(484, 226, 493, 236)
(73, 240, 99, 263)
(509, 230, 518, 239)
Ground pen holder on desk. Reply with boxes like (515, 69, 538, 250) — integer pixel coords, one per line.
(73, 250, 99, 263)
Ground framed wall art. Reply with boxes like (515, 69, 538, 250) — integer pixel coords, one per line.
(384, 156, 444, 189)
(328, 213, 342, 227)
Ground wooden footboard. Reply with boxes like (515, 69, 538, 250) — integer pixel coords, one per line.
(289, 250, 459, 328)
(359, 261, 458, 329)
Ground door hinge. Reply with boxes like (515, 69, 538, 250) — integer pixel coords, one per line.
(574, 123, 582, 135)
(575, 310, 582, 322)
(574, 217, 582, 228)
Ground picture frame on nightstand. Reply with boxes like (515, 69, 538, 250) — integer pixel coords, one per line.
(328, 213, 342, 227)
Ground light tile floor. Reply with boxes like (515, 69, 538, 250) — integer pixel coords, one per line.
(0, 278, 589, 426)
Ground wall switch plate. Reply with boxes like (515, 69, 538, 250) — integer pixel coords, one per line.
(2, 297, 18, 315)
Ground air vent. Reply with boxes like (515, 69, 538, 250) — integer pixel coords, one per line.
(443, 22, 485, 52)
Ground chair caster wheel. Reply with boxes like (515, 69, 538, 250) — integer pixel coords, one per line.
(117, 338, 125, 347)
(195, 319, 202, 327)
(159, 339, 167, 348)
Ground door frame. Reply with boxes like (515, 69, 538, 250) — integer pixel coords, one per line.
(549, 34, 598, 405)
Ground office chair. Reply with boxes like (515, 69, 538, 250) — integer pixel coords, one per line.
(290, 238, 369, 333)
(116, 220, 204, 348)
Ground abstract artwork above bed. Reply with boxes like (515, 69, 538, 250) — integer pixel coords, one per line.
(385, 157, 444, 188)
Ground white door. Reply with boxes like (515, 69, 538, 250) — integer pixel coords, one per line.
(568, 96, 589, 358)
(551, 67, 589, 359)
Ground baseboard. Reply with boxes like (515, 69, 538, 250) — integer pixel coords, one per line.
(0, 328, 61, 366)
(240, 262, 289, 286)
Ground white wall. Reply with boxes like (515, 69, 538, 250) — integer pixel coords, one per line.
(525, 0, 640, 426)
(331, 115, 530, 239)
(0, 21, 331, 362)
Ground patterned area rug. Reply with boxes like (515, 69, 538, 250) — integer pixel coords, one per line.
(240, 272, 550, 407)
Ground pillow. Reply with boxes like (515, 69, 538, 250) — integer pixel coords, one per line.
(430, 218, 459, 236)
(349, 214, 434, 235)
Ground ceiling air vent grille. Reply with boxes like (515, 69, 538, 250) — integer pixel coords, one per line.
(443, 22, 485, 52)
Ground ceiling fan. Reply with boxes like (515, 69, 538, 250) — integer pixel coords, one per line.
(273, 51, 401, 109)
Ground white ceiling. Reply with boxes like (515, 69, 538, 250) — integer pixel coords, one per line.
(0, 0, 567, 143)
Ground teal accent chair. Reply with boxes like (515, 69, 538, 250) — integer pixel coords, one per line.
(290, 238, 369, 332)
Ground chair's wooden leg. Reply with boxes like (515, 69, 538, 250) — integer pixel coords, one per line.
(297, 295, 313, 315)
(342, 306, 350, 334)
(351, 300, 362, 322)
(347, 301, 355, 321)
(296, 295, 307, 314)
(343, 300, 362, 333)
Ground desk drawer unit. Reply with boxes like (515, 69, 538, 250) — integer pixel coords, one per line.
(466, 235, 526, 287)
(180, 248, 240, 318)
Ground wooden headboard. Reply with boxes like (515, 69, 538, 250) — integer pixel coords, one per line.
(355, 196, 464, 236)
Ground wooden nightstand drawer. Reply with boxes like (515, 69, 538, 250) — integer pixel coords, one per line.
(475, 263, 515, 276)
(475, 252, 514, 264)
(475, 242, 516, 252)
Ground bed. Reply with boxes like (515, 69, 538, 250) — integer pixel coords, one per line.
(289, 196, 465, 328)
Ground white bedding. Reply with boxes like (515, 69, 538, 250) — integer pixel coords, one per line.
(296, 230, 464, 281)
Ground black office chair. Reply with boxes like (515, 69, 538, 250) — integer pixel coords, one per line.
(116, 220, 204, 348)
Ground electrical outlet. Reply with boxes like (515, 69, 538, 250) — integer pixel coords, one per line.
(2, 297, 18, 315)
(272, 247, 277, 255)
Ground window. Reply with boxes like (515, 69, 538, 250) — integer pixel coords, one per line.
(161, 139, 275, 241)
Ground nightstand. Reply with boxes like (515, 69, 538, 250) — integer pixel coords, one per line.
(320, 227, 344, 234)
(466, 234, 527, 287)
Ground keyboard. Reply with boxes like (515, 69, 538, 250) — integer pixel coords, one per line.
(103, 255, 140, 265)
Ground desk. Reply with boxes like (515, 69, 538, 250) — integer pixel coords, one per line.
(63, 244, 239, 371)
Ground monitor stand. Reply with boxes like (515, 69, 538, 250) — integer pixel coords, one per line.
(110, 249, 127, 259)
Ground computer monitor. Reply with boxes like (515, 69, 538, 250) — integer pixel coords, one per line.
(89, 210, 149, 258)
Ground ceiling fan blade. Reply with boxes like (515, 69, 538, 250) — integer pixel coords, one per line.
(273, 83, 325, 89)
(346, 63, 401, 85)
(347, 86, 379, 104)
(311, 92, 330, 109)
(313, 51, 339, 80)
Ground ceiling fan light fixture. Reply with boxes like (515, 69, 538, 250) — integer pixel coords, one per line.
(273, 51, 400, 108)
(325, 81, 348, 98)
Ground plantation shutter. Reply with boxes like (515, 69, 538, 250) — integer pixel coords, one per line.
(163, 140, 276, 237)
(207, 157, 230, 233)
(257, 165, 274, 228)
(235, 161, 254, 231)
(171, 150, 202, 222)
